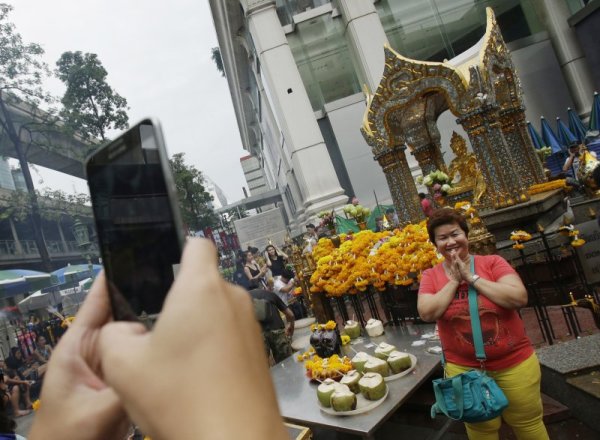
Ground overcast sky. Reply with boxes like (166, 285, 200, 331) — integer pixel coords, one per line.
(6, 0, 247, 203)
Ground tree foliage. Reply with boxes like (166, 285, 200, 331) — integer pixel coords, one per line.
(211, 47, 225, 77)
(0, 3, 57, 270)
(169, 153, 217, 232)
(56, 51, 129, 141)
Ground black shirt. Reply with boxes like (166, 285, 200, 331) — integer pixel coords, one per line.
(249, 289, 287, 331)
(268, 257, 286, 277)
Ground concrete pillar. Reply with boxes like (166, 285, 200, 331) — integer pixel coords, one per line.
(534, 0, 595, 115)
(8, 218, 23, 254)
(242, 0, 347, 217)
(336, 0, 388, 93)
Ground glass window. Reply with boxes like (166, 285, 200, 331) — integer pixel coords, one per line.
(376, 0, 545, 62)
(276, 0, 333, 26)
(287, 15, 361, 111)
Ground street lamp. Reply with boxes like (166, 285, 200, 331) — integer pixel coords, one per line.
(72, 217, 94, 280)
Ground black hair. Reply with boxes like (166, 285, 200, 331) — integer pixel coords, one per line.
(281, 269, 295, 280)
(418, 193, 427, 199)
(306, 223, 316, 229)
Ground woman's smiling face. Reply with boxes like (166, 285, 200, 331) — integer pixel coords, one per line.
(434, 222, 469, 261)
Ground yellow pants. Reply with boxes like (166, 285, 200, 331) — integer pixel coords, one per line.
(445, 353, 549, 440)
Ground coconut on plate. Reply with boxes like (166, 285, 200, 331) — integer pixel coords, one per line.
(358, 372, 387, 401)
(387, 351, 412, 374)
(363, 356, 390, 377)
(330, 384, 357, 412)
(340, 369, 362, 394)
(351, 351, 371, 373)
(317, 379, 345, 408)
(374, 342, 396, 360)
(365, 318, 384, 337)
(344, 320, 361, 339)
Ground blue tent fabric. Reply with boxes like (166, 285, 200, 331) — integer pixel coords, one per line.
(590, 91, 600, 132)
(568, 108, 587, 143)
(0, 269, 54, 299)
(545, 152, 567, 177)
(527, 121, 545, 149)
(51, 265, 102, 284)
(541, 117, 564, 154)
(556, 117, 578, 147)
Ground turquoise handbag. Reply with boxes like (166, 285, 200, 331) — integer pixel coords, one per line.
(430, 258, 509, 423)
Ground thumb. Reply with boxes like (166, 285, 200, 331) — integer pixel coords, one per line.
(99, 322, 148, 394)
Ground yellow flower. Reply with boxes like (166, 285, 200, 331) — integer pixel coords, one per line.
(512, 243, 525, 250)
(571, 238, 586, 247)
(32, 399, 41, 411)
(323, 320, 337, 331)
(509, 230, 532, 242)
(341, 335, 351, 345)
(527, 179, 566, 195)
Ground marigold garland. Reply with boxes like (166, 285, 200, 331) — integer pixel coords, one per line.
(309, 222, 440, 295)
(304, 354, 353, 380)
(510, 229, 532, 250)
(527, 179, 566, 196)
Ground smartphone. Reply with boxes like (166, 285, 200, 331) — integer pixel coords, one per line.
(86, 119, 184, 321)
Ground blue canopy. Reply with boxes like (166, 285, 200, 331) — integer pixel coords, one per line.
(527, 121, 545, 149)
(590, 91, 600, 132)
(0, 269, 55, 298)
(567, 108, 587, 143)
(556, 117, 578, 148)
(540, 116, 563, 154)
(51, 264, 102, 284)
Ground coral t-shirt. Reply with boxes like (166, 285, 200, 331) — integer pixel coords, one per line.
(418, 255, 533, 370)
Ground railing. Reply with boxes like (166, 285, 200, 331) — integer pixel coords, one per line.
(0, 239, 90, 258)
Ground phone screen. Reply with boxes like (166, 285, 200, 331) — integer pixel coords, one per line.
(86, 121, 182, 320)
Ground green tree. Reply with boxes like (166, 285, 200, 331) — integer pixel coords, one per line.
(56, 51, 129, 142)
(211, 47, 225, 77)
(169, 153, 218, 232)
(0, 3, 56, 271)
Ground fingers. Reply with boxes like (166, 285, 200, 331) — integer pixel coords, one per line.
(72, 272, 113, 330)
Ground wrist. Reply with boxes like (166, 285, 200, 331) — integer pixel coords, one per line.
(469, 274, 481, 285)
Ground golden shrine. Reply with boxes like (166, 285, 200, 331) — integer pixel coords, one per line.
(361, 7, 546, 224)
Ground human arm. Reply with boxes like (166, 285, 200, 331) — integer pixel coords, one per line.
(283, 308, 295, 338)
(280, 278, 296, 294)
(454, 255, 528, 310)
(563, 153, 575, 172)
(417, 259, 462, 322)
(276, 247, 289, 260)
(98, 239, 288, 440)
(28, 272, 129, 440)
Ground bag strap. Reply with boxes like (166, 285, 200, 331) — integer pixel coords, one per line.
(468, 256, 486, 361)
(431, 375, 466, 420)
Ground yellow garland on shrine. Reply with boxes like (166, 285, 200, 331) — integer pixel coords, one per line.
(510, 229, 532, 250)
(309, 223, 441, 296)
(527, 179, 566, 196)
(557, 224, 586, 247)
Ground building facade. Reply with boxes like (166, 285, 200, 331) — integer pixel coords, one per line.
(210, 0, 597, 233)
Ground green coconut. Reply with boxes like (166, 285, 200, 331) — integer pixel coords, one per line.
(317, 379, 341, 408)
(374, 342, 396, 360)
(387, 351, 412, 374)
(344, 320, 361, 339)
(365, 318, 384, 337)
(363, 356, 390, 377)
(351, 352, 371, 373)
(330, 384, 357, 412)
(340, 369, 362, 394)
(358, 372, 387, 401)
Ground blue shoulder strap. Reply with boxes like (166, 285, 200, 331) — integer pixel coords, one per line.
(440, 256, 486, 368)
(468, 256, 486, 361)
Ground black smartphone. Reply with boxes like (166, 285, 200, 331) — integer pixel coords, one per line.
(86, 119, 185, 321)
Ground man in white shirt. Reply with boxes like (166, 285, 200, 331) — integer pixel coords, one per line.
(273, 270, 306, 318)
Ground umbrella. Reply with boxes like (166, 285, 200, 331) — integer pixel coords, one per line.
(51, 264, 102, 284)
(0, 269, 55, 298)
(590, 91, 600, 132)
(17, 289, 61, 313)
(540, 116, 563, 154)
(527, 121, 546, 149)
(556, 117, 578, 148)
(567, 108, 587, 143)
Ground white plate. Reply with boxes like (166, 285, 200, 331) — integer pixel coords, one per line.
(318, 387, 389, 416)
(384, 353, 417, 382)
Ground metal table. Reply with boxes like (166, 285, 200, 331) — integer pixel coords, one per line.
(271, 324, 441, 439)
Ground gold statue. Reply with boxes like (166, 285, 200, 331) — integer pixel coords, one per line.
(447, 132, 487, 204)
(575, 144, 600, 196)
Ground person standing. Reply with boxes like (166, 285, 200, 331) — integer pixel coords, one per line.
(265, 245, 288, 277)
(304, 223, 319, 253)
(249, 288, 294, 364)
(419, 193, 434, 218)
(418, 209, 549, 440)
(243, 251, 267, 289)
(273, 270, 305, 319)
